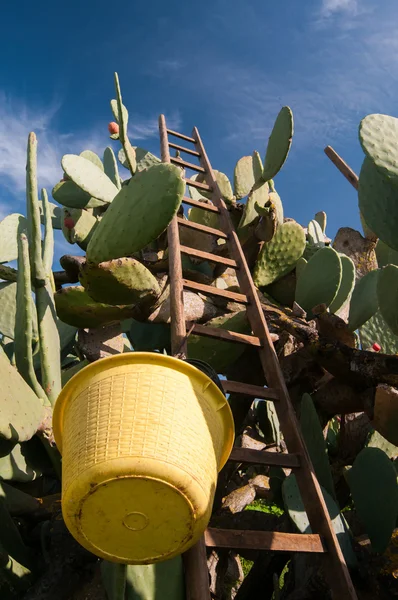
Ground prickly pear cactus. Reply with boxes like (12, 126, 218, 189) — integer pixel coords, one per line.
(262, 106, 293, 182)
(61, 207, 99, 250)
(359, 113, 398, 184)
(187, 310, 250, 374)
(329, 255, 355, 315)
(61, 154, 119, 204)
(358, 309, 398, 353)
(55, 286, 134, 328)
(377, 265, 398, 335)
(282, 474, 357, 567)
(300, 394, 335, 498)
(358, 157, 398, 251)
(253, 221, 306, 287)
(0, 353, 45, 443)
(0, 214, 27, 263)
(347, 447, 398, 553)
(348, 269, 379, 331)
(295, 247, 342, 315)
(86, 163, 185, 263)
(79, 258, 161, 306)
(52, 179, 95, 209)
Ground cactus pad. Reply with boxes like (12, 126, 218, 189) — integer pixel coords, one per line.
(86, 163, 185, 263)
(79, 258, 161, 306)
(375, 239, 398, 268)
(61, 208, 99, 250)
(103, 147, 121, 189)
(61, 154, 119, 204)
(282, 474, 357, 567)
(55, 286, 134, 328)
(347, 447, 398, 553)
(0, 282, 18, 339)
(0, 353, 44, 442)
(118, 147, 161, 172)
(234, 155, 257, 199)
(358, 157, 398, 251)
(315, 211, 327, 233)
(0, 214, 27, 263)
(39, 200, 62, 230)
(359, 114, 398, 184)
(254, 221, 306, 287)
(348, 269, 379, 331)
(307, 219, 325, 248)
(80, 150, 104, 171)
(359, 310, 398, 353)
(295, 247, 342, 314)
(329, 255, 355, 314)
(377, 265, 398, 335)
(238, 179, 269, 243)
(188, 310, 250, 374)
(52, 179, 93, 209)
(262, 106, 293, 182)
(110, 98, 129, 128)
(300, 394, 335, 498)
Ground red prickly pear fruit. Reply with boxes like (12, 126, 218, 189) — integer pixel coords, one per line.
(372, 342, 381, 352)
(108, 122, 119, 135)
(64, 217, 75, 230)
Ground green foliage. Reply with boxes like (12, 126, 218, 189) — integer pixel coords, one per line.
(86, 163, 185, 263)
(295, 247, 342, 314)
(348, 269, 379, 331)
(55, 286, 134, 328)
(61, 154, 119, 204)
(300, 394, 335, 498)
(359, 113, 398, 184)
(329, 254, 355, 314)
(282, 474, 357, 567)
(101, 556, 185, 600)
(358, 157, 398, 251)
(0, 214, 27, 263)
(262, 106, 293, 182)
(103, 147, 121, 189)
(347, 447, 398, 553)
(359, 309, 398, 353)
(253, 221, 306, 287)
(377, 265, 398, 335)
(188, 310, 250, 373)
(0, 353, 44, 443)
(80, 258, 161, 306)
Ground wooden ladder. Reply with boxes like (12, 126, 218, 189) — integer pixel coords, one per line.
(158, 115, 358, 600)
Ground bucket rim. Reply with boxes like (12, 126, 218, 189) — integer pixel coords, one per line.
(53, 352, 234, 467)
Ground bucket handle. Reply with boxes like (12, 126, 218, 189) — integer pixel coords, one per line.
(202, 380, 228, 411)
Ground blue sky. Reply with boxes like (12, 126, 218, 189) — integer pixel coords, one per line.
(1, 0, 398, 265)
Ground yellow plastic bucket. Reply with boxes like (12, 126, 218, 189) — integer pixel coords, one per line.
(53, 352, 234, 564)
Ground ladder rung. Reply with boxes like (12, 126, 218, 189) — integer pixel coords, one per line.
(182, 196, 220, 214)
(192, 323, 259, 346)
(166, 128, 196, 143)
(204, 529, 326, 553)
(185, 178, 213, 192)
(222, 380, 279, 400)
(229, 447, 300, 468)
(169, 142, 200, 157)
(183, 279, 248, 304)
(177, 217, 227, 239)
(171, 156, 205, 173)
(181, 246, 237, 267)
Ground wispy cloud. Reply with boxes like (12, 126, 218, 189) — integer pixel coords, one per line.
(157, 59, 185, 72)
(320, 0, 358, 18)
(0, 92, 104, 200)
(129, 111, 181, 140)
(0, 92, 172, 216)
